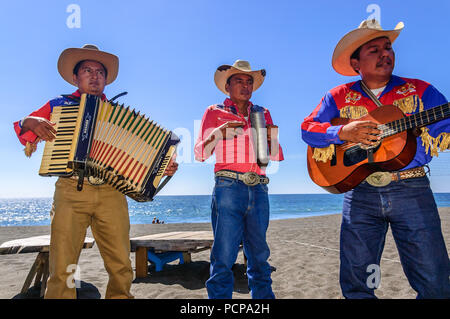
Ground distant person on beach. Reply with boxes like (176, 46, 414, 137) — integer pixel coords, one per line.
(13, 44, 178, 299)
(195, 60, 284, 298)
(301, 20, 450, 298)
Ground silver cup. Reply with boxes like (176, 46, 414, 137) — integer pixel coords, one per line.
(250, 109, 269, 167)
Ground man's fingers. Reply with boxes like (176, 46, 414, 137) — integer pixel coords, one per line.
(226, 121, 245, 128)
(164, 161, 179, 176)
(42, 122, 57, 134)
(36, 126, 56, 141)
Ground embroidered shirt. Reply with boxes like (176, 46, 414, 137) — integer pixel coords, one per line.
(195, 98, 284, 176)
(301, 75, 450, 170)
(13, 90, 106, 146)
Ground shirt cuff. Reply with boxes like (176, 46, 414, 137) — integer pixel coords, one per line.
(13, 120, 38, 146)
(326, 125, 344, 144)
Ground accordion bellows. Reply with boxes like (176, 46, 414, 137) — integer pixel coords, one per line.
(39, 94, 179, 202)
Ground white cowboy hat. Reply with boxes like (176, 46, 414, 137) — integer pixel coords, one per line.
(332, 19, 404, 76)
(57, 44, 119, 85)
(214, 60, 266, 95)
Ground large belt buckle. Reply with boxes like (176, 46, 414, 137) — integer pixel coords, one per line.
(242, 172, 260, 186)
(365, 172, 392, 187)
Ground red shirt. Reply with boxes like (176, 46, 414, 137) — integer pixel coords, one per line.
(194, 98, 284, 176)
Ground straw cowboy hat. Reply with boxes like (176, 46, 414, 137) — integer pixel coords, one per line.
(57, 44, 119, 85)
(214, 60, 266, 95)
(332, 19, 404, 76)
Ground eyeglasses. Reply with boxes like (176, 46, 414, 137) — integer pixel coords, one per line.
(80, 67, 106, 78)
(230, 78, 254, 86)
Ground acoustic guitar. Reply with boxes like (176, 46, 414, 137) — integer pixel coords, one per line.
(307, 102, 450, 194)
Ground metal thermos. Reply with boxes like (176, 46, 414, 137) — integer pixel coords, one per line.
(250, 107, 269, 167)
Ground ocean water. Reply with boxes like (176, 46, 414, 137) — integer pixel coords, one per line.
(1, 193, 450, 227)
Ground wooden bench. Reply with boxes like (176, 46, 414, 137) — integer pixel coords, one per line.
(0, 235, 95, 297)
(130, 231, 215, 278)
(130, 231, 247, 278)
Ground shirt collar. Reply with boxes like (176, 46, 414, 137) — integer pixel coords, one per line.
(72, 89, 107, 101)
(351, 75, 406, 99)
(223, 98, 253, 115)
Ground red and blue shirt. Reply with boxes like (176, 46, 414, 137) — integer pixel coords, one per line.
(301, 75, 450, 170)
(13, 90, 106, 146)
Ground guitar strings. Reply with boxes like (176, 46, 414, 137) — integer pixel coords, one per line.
(337, 104, 450, 151)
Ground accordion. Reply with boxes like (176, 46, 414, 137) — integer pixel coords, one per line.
(39, 93, 179, 202)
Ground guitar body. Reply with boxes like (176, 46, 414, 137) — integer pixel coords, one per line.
(307, 105, 417, 194)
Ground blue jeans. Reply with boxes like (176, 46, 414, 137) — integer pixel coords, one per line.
(206, 176, 275, 299)
(340, 176, 450, 299)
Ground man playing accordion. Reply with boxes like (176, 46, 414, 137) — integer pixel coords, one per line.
(13, 44, 178, 298)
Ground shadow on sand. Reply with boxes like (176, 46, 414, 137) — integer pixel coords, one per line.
(132, 261, 250, 294)
(12, 281, 101, 299)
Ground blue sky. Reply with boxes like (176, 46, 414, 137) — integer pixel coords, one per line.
(1, 0, 449, 198)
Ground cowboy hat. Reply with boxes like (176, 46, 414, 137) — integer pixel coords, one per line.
(57, 44, 119, 85)
(214, 60, 266, 95)
(332, 19, 404, 76)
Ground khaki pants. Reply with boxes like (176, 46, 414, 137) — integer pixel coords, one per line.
(45, 177, 134, 299)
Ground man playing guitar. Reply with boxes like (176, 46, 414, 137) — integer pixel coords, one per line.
(301, 19, 450, 298)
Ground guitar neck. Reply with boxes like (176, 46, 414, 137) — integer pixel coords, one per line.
(381, 102, 450, 138)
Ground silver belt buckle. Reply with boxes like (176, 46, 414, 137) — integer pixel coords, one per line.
(365, 172, 392, 187)
(242, 172, 260, 186)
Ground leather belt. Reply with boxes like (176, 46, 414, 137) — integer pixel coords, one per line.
(365, 166, 426, 187)
(215, 170, 269, 186)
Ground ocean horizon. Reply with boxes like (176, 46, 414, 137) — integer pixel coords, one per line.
(1, 193, 450, 227)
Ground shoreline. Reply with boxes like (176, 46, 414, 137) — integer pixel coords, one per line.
(0, 208, 449, 299)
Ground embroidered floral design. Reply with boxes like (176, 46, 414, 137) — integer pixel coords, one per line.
(396, 83, 416, 96)
(345, 91, 362, 104)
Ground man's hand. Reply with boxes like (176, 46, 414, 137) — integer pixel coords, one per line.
(21, 116, 56, 142)
(338, 120, 381, 146)
(214, 120, 245, 140)
(266, 124, 279, 156)
(163, 155, 178, 177)
(266, 124, 278, 143)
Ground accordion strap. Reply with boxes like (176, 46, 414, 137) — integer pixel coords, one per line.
(153, 176, 173, 197)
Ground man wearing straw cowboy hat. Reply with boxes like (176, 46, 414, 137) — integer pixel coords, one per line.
(13, 44, 177, 298)
(195, 60, 284, 299)
(301, 19, 450, 298)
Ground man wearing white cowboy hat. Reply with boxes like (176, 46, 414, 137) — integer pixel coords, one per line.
(13, 44, 178, 298)
(301, 19, 450, 298)
(195, 60, 284, 299)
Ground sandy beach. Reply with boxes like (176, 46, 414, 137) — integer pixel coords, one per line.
(0, 207, 449, 299)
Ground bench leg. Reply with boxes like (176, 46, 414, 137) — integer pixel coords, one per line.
(182, 252, 191, 264)
(21, 252, 49, 296)
(40, 253, 50, 298)
(135, 247, 148, 279)
(21, 254, 41, 294)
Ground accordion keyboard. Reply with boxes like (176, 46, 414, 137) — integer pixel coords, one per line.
(39, 106, 80, 176)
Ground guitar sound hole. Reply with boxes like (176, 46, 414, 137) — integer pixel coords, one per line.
(343, 143, 381, 166)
